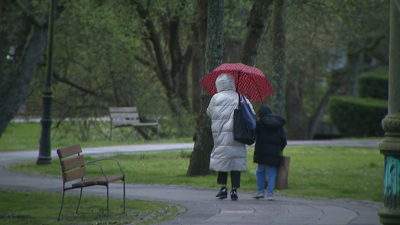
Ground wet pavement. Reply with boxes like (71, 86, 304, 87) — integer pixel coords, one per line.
(0, 139, 384, 224)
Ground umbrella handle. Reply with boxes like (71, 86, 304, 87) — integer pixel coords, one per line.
(236, 72, 240, 91)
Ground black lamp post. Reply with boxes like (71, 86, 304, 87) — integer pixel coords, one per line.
(377, 1, 400, 224)
(37, 0, 56, 165)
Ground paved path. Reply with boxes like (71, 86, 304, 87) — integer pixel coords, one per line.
(0, 140, 384, 224)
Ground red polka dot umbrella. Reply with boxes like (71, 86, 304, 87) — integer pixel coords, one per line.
(199, 63, 275, 102)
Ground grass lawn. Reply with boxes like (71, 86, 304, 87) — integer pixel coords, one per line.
(0, 121, 192, 152)
(8, 146, 385, 202)
(0, 121, 385, 224)
(0, 189, 178, 225)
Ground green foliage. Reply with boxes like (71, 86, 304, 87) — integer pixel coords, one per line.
(357, 71, 388, 99)
(157, 112, 196, 139)
(9, 146, 384, 202)
(328, 96, 387, 137)
(178, 150, 192, 159)
(224, 0, 253, 40)
(269, 0, 390, 131)
(0, 189, 177, 224)
(18, 0, 199, 144)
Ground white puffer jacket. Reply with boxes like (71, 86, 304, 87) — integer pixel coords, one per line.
(207, 74, 255, 172)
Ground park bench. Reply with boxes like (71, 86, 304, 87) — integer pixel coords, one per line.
(109, 107, 159, 143)
(56, 144, 125, 221)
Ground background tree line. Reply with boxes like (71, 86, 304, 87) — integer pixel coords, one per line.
(0, 0, 390, 167)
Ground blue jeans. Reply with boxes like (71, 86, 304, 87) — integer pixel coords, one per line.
(256, 164, 277, 194)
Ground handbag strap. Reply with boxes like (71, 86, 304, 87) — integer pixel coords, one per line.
(237, 93, 241, 109)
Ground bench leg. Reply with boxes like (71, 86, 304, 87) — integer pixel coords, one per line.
(132, 125, 135, 143)
(58, 190, 66, 221)
(123, 178, 126, 214)
(76, 187, 83, 213)
(107, 184, 110, 217)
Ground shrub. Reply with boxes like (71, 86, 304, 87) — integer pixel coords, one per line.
(329, 96, 387, 137)
(357, 71, 388, 100)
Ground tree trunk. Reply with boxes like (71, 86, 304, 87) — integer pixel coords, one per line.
(196, 0, 208, 64)
(305, 38, 371, 139)
(187, 0, 224, 176)
(345, 40, 364, 97)
(240, 0, 273, 67)
(286, 80, 306, 140)
(0, 29, 47, 137)
(224, 38, 242, 63)
(191, 23, 203, 113)
(290, 35, 385, 140)
(133, 1, 191, 116)
(270, 0, 287, 117)
(306, 69, 347, 139)
(178, 45, 193, 111)
(0, 23, 12, 76)
(0, 2, 50, 138)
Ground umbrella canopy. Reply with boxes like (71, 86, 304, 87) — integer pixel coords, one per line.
(199, 63, 275, 102)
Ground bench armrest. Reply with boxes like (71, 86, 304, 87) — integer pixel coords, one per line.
(67, 162, 110, 182)
(86, 158, 125, 177)
(140, 114, 159, 124)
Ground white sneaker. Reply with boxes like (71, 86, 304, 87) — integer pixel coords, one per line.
(267, 193, 274, 201)
(252, 191, 265, 199)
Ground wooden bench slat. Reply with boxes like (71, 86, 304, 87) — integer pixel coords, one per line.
(61, 156, 85, 171)
(71, 175, 124, 187)
(131, 122, 158, 126)
(57, 144, 82, 158)
(64, 167, 86, 182)
(109, 107, 137, 113)
(109, 106, 159, 143)
(112, 120, 158, 126)
(110, 112, 140, 119)
(112, 120, 139, 126)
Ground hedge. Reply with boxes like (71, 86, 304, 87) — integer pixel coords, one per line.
(329, 96, 387, 137)
(357, 71, 388, 100)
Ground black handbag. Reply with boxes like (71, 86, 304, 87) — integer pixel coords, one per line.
(233, 94, 255, 145)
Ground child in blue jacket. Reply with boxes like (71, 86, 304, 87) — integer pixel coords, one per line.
(253, 104, 287, 200)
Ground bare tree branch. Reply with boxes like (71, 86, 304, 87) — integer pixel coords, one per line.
(134, 54, 158, 73)
(53, 72, 114, 101)
(14, 0, 44, 27)
(307, 68, 347, 139)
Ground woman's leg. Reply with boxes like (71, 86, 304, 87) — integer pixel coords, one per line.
(217, 172, 228, 186)
(256, 164, 267, 191)
(267, 166, 277, 194)
(230, 171, 241, 188)
(216, 172, 228, 199)
(230, 171, 241, 200)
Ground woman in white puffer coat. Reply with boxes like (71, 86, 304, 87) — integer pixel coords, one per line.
(207, 73, 255, 200)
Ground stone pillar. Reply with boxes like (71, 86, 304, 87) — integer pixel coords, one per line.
(378, 1, 400, 224)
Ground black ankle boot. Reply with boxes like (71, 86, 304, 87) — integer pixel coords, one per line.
(230, 189, 238, 201)
(216, 187, 228, 199)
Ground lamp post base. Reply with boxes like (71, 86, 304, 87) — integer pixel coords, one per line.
(378, 210, 400, 225)
(36, 157, 53, 165)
